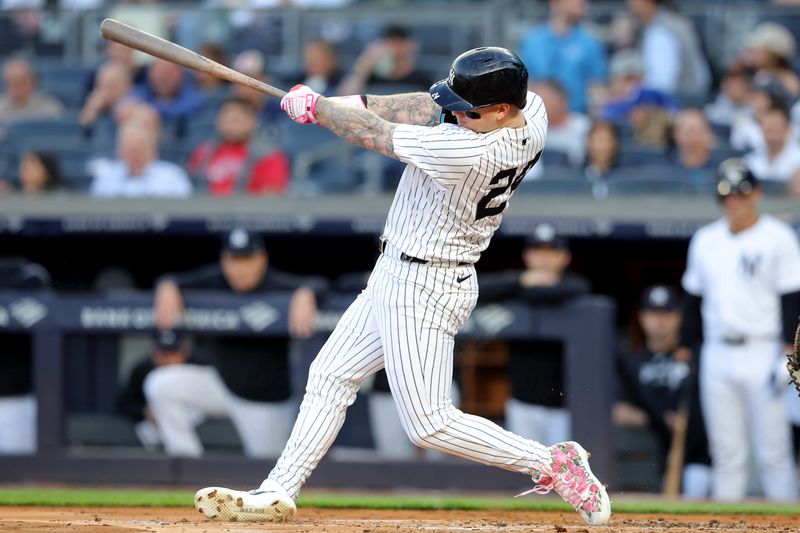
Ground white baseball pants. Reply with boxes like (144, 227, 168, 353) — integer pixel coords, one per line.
(0, 394, 36, 454)
(144, 364, 294, 458)
(700, 340, 798, 501)
(267, 249, 551, 498)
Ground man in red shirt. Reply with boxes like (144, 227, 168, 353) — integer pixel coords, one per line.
(189, 97, 290, 195)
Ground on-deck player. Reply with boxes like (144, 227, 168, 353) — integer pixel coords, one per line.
(193, 46, 612, 526)
(679, 158, 800, 501)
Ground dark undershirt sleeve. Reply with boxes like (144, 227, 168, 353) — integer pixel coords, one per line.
(781, 290, 800, 345)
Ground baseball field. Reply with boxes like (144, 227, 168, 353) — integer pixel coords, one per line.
(0, 487, 798, 532)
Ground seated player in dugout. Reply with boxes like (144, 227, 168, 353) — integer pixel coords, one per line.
(478, 224, 590, 446)
(115, 327, 207, 451)
(614, 285, 711, 499)
(193, 47, 611, 527)
(148, 228, 327, 458)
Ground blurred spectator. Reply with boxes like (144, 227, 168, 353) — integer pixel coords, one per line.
(188, 97, 290, 196)
(583, 121, 621, 197)
(84, 41, 147, 100)
(534, 80, 591, 166)
(730, 79, 795, 153)
(479, 224, 589, 445)
(89, 121, 192, 198)
(116, 328, 206, 450)
(614, 285, 711, 499)
(147, 228, 327, 458)
(114, 100, 162, 133)
(745, 103, 800, 183)
(518, 0, 608, 113)
(0, 57, 63, 134)
(79, 61, 133, 127)
(128, 59, 205, 133)
(338, 25, 431, 95)
(742, 23, 800, 99)
(704, 64, 752, 127)
(669, 109, 717, 186)
(0, 257, 50, 455)
(285, 40, 344, 96)
(194, 42, 229, 98)
(230, 50, 282, 126)
(600, 50, 678, 125)
(627, 0, 710, 96)
(18, 151, 63, 193)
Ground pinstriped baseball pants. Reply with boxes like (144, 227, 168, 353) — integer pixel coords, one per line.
(268, 251, 551, 498)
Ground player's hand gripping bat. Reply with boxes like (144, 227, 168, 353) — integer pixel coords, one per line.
(100, 18, 286, 99)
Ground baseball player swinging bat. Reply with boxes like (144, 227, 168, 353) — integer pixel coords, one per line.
(99, 18, 286, 98)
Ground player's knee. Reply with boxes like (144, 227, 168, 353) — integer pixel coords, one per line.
(143, 366, 178, 403)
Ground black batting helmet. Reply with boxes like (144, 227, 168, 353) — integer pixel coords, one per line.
(716, 158, 759, 199)
(429, 47, 528, 112)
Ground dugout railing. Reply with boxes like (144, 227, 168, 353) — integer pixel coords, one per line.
(0, 290, 615, 491)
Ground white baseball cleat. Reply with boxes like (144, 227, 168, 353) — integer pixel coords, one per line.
(194, 480, 296, 522)
(517, 441, 612, 526)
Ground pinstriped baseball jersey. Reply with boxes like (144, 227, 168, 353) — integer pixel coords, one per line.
(384, 91, 547, 264)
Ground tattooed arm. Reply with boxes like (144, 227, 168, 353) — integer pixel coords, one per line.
(314, 98, 401, 159)
(365, 93, 442, 126)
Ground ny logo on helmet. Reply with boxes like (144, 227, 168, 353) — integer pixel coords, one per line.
(448, 68, 455, 85)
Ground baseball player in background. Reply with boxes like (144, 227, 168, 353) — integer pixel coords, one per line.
(679, 158, 800, 501)
(193, 47, 611, 526)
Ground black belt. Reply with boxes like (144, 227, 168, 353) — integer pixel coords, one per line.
(378, 239, 468, 266)
(720, 335, 776, 346)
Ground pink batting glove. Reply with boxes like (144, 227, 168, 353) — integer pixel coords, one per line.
(280, 84, 321, 124)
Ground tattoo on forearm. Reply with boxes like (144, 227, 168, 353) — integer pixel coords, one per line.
(316, 98, 398, 159)
(364, 93, 442, 126)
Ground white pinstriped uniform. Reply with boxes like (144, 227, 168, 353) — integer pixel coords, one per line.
(267, 92, 550, 498)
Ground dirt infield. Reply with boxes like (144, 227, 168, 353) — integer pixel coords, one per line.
(0, 506, 796, 532)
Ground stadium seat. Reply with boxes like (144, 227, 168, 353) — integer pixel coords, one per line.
(606, 177, 693, 196)
(540, 150, 570, 167)
(515, 177, 593, 196)
(6, 116, 85, 146)
(57, 148, 93, 191)
(278, 120, 355, 194)
(617, 146, 670, 166)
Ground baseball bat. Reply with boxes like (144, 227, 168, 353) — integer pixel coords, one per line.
(662, 396, 689, 496)
(99, 18, 286, 99)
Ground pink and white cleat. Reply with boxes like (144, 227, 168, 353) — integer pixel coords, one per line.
(517, 441, 611, 526)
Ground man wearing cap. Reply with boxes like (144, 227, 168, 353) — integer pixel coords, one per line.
(679, 158, 800, 501)
(479, 223, 589, 445)
(614, 285, 710, 498)
(116, 328, 201, 450)
(148, 228, 327, 458)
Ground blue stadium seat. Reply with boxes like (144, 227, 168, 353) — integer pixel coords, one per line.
(57, 148, 93, 191)
(6, 116, 85, 146)
(605, 166, 693, 195)
(278, 120, 354, 194)
(515, 177, 593, 196)
(617, 145, 670, 167)
(540, 150, 570, 167)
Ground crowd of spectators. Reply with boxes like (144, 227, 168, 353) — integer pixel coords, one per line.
(0, 0, 796, 198)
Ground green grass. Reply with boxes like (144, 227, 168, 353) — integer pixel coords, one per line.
(0, 487, 798, 515)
